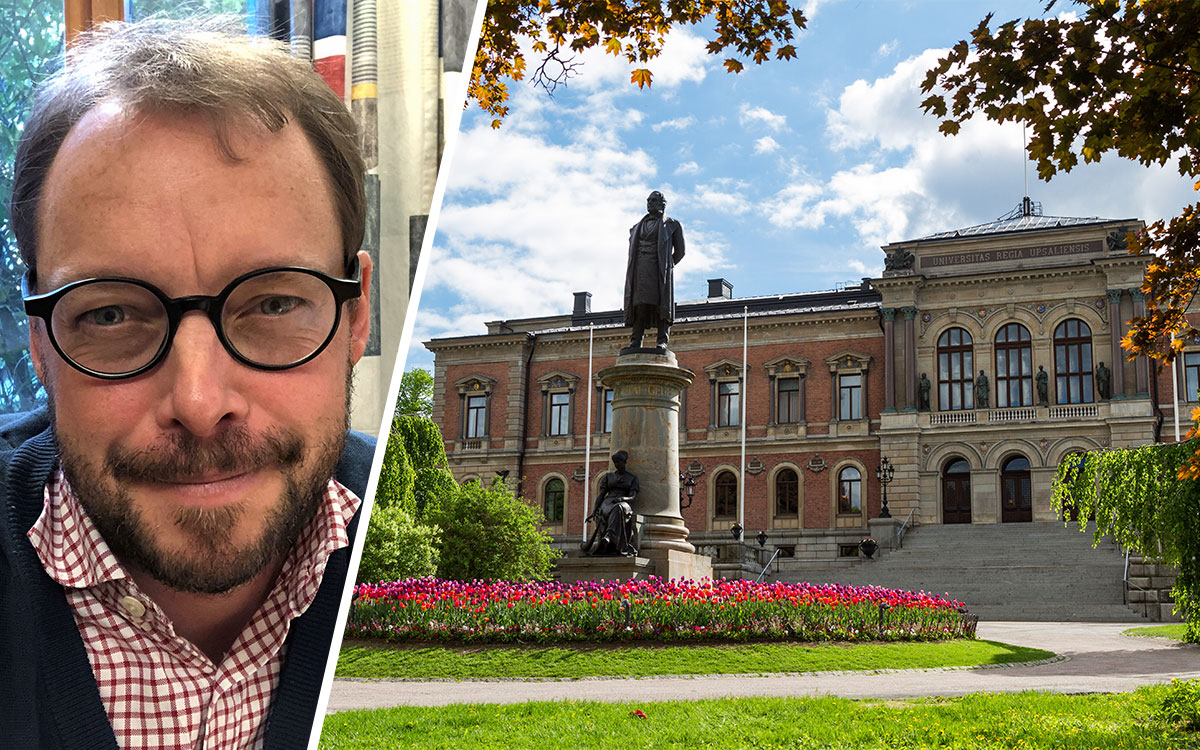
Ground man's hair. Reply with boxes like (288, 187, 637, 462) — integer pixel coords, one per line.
(10, 16, 365, 286)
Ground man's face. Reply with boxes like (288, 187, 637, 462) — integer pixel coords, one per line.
(31, 105, 371, 594)
(613, 454, 627, 472)
(647, 193, 665, 215)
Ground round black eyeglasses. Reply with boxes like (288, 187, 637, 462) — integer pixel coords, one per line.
(23, 259, 362, 380)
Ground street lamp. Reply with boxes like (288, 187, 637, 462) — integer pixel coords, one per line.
(730, 521, 743, 541)
(876, 456, 895, 519)
(679, 472, 696, 510)
(756, 530, 768, 548)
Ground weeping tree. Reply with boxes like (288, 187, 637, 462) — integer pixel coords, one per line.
(1053, 438, 1200, 641)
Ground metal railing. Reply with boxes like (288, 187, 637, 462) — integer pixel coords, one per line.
(896, 506, 918, 549)
(755, 548, 782, 583)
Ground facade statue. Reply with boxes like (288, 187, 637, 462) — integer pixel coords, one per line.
(917, 373, 931, 411)
(884, 247, 915, 272)
(623, 191, 685, 352)
(975, 370, 989, 409)
(1096, 362, 1111, 400)
(1036, 366, 1049, 406)
(581, 450, 639, 556)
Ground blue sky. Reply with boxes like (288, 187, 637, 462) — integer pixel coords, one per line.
(404, 0, 1197, 372)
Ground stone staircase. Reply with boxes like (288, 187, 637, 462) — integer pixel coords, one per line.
(772, 522, 1146, 622)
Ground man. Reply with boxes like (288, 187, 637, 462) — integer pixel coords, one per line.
(580, 450, 639, 557)
(623, 190, 685, 352)
(0, 18, 375, 749)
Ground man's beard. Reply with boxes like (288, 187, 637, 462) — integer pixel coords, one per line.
(48, 370, 352, 596)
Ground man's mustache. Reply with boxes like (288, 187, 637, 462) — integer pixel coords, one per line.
(107, 427, 304, 483)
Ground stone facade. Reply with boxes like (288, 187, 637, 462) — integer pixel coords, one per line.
(426, 205, 1189, 564)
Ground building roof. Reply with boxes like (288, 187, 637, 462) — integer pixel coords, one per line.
(910, 198, 1129, 242)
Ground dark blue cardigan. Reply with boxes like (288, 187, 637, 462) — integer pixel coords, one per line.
(0, 409, 373, 749)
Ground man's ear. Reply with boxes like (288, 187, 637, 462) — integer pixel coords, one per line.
(349, 250, 372, 365)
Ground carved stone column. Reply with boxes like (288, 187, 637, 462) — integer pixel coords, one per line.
(599, 352, 697, 555)
(1107, 289, 1126, 399)
(882, 308, 896, 413)
(902, 306, 918, 411)
(1131, 288, 1150, 397)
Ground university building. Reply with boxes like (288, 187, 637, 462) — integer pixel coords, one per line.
(425, 201, 1186, 578)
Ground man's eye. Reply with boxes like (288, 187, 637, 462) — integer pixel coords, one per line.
(83, 306, 126, 326)
(258, 296, 301, 316)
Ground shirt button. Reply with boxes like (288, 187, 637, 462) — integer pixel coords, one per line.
(119, 595, 147, 619)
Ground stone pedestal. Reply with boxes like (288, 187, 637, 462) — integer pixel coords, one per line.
(556, 553, 656, 584)
(868, 517, 903, 551)
(598, 351, 696, 554)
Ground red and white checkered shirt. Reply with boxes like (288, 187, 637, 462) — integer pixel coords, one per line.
(27, 469, 360, 750)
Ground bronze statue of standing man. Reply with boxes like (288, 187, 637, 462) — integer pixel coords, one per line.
(623, 190, 685, 353)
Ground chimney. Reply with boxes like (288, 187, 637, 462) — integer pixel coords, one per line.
(707, 278, 733, 300)
(573, 291, 592, 315)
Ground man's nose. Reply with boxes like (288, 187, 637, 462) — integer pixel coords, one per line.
(153, 313, 250, 437)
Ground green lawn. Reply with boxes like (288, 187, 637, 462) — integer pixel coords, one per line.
(1124, 624, 1189, 642)
(335, 638, 1052, 679)
(319, 688, 1191, 749)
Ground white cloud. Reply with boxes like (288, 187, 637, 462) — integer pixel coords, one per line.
(691, 182, 752, 215)
(876, 40, 898, 58)
(653, 116, 696, 132)
(802, 44, 1197, 254)
(675, 161, 700, 175)
(739, 104, 787, 132)
(754, 136, 781, 155)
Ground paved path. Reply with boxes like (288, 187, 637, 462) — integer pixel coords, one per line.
(327, 622, 1200, 713)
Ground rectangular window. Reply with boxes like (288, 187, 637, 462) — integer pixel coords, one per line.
(777, 378, 800, 423)
(601, 388, 614, 432)
(549, 392, 570, 435)
(717, 380, 740, 427)
(1186, 353, 1200, 402)
(839, 373, 862, 420)
(465, 395, 487, 439)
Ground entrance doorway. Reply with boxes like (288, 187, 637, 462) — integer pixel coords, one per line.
(941, 458, 972, 524)
(1001, 455, 1032, 522)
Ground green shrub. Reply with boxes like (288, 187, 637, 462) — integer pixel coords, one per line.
(1158, 679, 1200, 731)
(356, 504, 439, 584)
(374, 429, 416, 515)
(424, 478, 561, 581)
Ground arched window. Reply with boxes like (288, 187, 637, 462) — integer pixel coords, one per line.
(1054, 319, 1094, 404)
(837, 466, 861, 514)
(775, 468, 799, 516)
(937, 327, 974, 410)
(714, 471, 738, 517)
(995, 323, 1033, 407)
(543, 478, 564, 523)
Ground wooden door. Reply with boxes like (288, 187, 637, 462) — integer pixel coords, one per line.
(1001, 457, 1032, 522)
(941, 459, 971, 524)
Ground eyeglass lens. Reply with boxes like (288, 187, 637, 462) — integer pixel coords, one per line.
(48, 271, 341, 375)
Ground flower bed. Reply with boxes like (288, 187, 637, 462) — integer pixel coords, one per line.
(348, 577, 977, 644)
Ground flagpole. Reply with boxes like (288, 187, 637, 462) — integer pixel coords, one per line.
(740, 306, 747, 532)
(583, 323, 595, 536)
(1172, 331, 1181, 441)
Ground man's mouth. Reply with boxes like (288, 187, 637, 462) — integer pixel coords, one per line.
(141, 469, 264, 508)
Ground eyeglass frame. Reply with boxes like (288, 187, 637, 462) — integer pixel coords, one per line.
(22, 257, 362, 381)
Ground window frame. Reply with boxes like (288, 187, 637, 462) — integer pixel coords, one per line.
(1053, 319, 1095, 405)
(936, 327, 974, 411)
(542, 476, 565, 524)
(995, 322, 1033, 408)
(837, 466, 862, 515)
(713, 470, 738, 519)
(774, 467, 799, 517)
